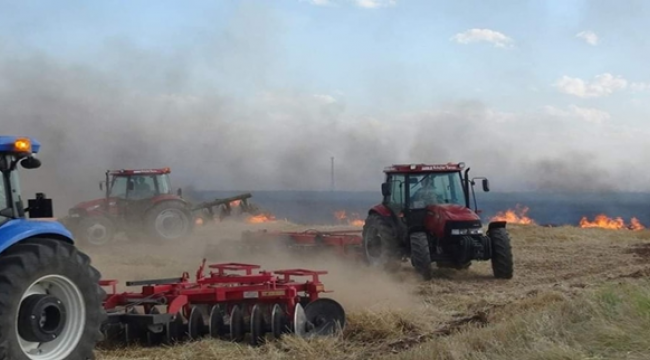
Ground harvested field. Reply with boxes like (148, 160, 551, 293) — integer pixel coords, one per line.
(82, 219, 650, 360)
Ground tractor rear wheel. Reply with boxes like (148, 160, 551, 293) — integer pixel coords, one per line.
(487, 227, 514, 279)
(361, 213, 401, 272)
(409, 232, 432, 280)
(144, 201, 193, 242)
(0, 237, 105, 360)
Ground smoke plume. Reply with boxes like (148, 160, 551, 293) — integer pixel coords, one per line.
(0, 4, 644, 217)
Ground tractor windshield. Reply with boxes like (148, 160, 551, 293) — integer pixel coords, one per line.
(109, 174, 173, 200)
(409, 172, 465, 209)
(108, 176, 128, 198)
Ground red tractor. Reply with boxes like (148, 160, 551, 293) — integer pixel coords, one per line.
(63, 168, 194, 246)
(362, 163, 513, 280)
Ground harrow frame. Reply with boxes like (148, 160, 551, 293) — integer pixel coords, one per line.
(98, 260, 346, 347)
(213, 229, 365, 260)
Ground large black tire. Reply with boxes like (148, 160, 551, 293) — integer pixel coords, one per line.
(76, 216, 116, 247)
(361, 213, 401, 272)
(0, 237, 106, 360)
(143, 201, 193, 242)
(487, 227, 514, 279)
(409, 232, 432, 280)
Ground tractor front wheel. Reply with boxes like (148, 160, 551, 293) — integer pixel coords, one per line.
(77, 216, 116, 247)
(0, 238, 105, 360)
(361, 213, 401, 272)
(487, 227, 514, 279)
(409, 232, 432, 280)
(144, 201, 193, 242)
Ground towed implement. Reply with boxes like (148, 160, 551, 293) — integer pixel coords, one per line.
(99, 260, 346, 347)
(210, 229, 364, 261)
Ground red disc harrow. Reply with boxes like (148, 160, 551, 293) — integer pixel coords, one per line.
(99, 260, 346, 347)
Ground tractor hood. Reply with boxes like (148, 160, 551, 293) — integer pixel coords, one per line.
(68, 198, 117, 215)
(427, 204, 481, 222)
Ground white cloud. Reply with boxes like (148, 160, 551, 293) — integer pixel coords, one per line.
(554, 73, 628, 98)
(576, 31, 598, 45)
(354, 0, 396, 8)
(312, 94, 337, 104)
(451, 28, 514, 48)
(544, 104, 610, 124)
(630, 82, 650, 92)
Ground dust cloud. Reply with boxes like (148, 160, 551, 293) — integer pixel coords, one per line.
(85, 220, 422, 311)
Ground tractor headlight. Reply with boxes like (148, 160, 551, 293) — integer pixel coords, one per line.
(451, 228, 483, 235)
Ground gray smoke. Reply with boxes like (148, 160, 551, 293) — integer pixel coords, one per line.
(0, 3, 644, 217)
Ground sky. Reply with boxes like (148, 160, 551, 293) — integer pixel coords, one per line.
(0, 0, 649, 211)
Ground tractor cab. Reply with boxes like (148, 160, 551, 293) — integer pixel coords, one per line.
(380, 163, 489, 237)
(101, 168, 177, 202)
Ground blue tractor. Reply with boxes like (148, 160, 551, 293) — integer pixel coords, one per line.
(0, 136, 105, 360)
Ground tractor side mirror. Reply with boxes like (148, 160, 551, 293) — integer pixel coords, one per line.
(27, 192, 53, 218)
(381, 182, 391, 197)
(20, 156, 41, 169)
(177, 188, 182, 197)
(482, 179, 490, 192)
(99, 182, 103, 191)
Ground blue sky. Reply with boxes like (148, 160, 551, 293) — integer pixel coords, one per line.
(2, 0, 649, 116)
(2, 0, 650, 194)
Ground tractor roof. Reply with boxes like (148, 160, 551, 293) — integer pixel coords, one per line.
(383, 163, 465, 174)
(0, 136, 41, 154)
(109, 167, 171, 176)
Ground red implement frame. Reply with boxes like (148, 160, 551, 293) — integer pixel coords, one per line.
(240, 229, 364, 259)
(100, 260, 330, 319)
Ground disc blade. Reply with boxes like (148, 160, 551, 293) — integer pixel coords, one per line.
(229, 305, 245, 342)
(293, 303, 307, 338)
(188, 306, 205, 341)
(303, 298, 346, 337)
(249, 304, 266, 346)
(209, 305, 225, 338)
(164, 312, 185, 345)
(271, 304, 289, 339)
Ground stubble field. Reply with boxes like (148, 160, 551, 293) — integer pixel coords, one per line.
(80, 219, 650, 360)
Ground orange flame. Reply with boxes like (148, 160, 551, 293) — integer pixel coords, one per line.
(333, 210, 365, 227)
(246, 213, 276, 224)
(490, 205, 535, 225)
(579, 214, 645, 231)
(630, 217, 645, 231)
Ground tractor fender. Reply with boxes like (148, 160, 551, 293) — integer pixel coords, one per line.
(368, 204, 392, 218)
(367, 204, 408, 242)
(0, 219, 73, 254)
(487, 221, 507, 231)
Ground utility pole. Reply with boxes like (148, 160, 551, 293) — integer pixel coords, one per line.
(330, 156, 335, 192)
